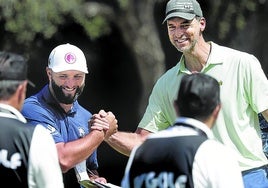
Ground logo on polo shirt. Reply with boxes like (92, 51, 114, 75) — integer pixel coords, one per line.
(78, 127, 86, 138)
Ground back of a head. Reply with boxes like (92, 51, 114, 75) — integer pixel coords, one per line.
(0, 52, 28, 81)
(0, 52, 30, 99)
(176, 73, 220, 120)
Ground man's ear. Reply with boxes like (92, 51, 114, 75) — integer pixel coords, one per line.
(212, 104, 221, 119)
(16, 81, 27, 109)
(199, 17, 206, 32)
(46, 67, 52, 81)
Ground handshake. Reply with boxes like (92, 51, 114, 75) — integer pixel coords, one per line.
(89, 110, 118, 141)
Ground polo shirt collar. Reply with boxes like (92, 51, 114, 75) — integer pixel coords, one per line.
(174, 117, 215, 139)
(177, 42, 223, 74)
(0, 103, 27, 123)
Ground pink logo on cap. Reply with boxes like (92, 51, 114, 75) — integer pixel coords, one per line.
(64, 53, 76, 64)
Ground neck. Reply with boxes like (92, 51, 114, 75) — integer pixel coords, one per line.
(59, 103, 73, 113)
(184, 41, 211, 73)
(0, 96, 21, 111)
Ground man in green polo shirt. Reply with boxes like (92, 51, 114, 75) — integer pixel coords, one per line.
(91, 0, 268, 187)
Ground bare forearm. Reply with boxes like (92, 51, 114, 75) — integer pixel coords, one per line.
(105, 131, 145, 156)
(57, 129, 104, 171)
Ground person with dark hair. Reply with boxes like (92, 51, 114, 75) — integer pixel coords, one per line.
(0, 51, 64, 187)
(91, 0, 268, 187)
(121, 73, 244, 188)
(21, 43, 118, 188)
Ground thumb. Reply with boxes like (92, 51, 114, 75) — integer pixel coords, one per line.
(99, 109, 107, 117)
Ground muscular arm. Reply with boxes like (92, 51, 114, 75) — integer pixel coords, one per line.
(105, 128, 151, 156)
(56, 129, 105, 172)
(57, 111, 118, 172)
(90, 110, 151, 156)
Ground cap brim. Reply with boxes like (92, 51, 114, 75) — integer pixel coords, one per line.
(50, 66, 88, 74)
(162, 13, 196, 24)
(27, 79, 36, 87)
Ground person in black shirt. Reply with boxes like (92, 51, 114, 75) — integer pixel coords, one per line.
(121, 73, 244, 188)
(0, 51, 64, 188)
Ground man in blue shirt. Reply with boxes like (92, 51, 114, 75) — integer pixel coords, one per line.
(22, 43, 118, 188)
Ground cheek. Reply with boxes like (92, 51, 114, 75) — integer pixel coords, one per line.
(69, 79, 85, 88)
(51, 77, 64, 86)
(168, 31, 175, 40)
(78, 80, 86, 87)
(185, 29, 195, 38)
(167, 29, 173, 35)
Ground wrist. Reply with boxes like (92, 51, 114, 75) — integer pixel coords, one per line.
(104, 132, 116, 142)
(91, 129, 105, 140)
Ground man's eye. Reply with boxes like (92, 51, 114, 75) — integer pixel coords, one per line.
(74, 75, 83, 80)
(180, 24, 190, 29)
(59, 75, 67, 79)
(168, 26, 176, 31)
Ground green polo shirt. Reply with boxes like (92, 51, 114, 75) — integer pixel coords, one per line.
(138, 42, 268, 171)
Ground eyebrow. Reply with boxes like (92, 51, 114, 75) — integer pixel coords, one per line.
(168, 19, 191, 26)
(181, 20, 192, 24)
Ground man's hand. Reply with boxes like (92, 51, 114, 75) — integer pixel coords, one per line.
(89, 110, 118, 140)
(89, 110, 109, 132)
(103, 111, 118, 140)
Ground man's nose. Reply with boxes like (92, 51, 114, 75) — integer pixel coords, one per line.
(174, 27, 184, 37)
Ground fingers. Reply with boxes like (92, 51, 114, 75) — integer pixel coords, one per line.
(103, 112, 118, 139)
(94, 177, 107, 184)
(89, 111, 109, 131)
(90, 110, 118, 139)
(98, 109, 107, 118)
(90, 117, 109, 128)
(90, 125, 106, 131)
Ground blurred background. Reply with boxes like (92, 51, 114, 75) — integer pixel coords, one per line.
(1, 0, 267, 185)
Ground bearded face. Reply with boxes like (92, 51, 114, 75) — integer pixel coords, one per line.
(51, 79, 84, 104)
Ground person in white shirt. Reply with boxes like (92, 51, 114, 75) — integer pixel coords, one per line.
(0, 51, 64, 188)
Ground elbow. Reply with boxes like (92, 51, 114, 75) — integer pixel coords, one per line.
(59, 158, 74, 173)
(56, 143, 74, 173)
(60, 165, 70, 173)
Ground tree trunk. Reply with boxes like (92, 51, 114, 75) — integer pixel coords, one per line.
(116, 0, 165, 116)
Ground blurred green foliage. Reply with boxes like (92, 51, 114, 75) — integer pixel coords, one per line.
(0, 0, 111, 43)
(0, 0, 260, 44)
(208, 0, 257, 41)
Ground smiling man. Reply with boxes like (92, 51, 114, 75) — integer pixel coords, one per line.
(22, 43, 118, 188)
(90, 0, 268, 187)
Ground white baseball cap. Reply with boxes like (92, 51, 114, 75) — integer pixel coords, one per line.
(48, 43, 88, 73)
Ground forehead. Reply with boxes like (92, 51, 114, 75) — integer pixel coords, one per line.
(167, 17, 191, 24)
(53, 70, 85, 76)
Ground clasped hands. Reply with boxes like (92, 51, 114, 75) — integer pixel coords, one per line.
(89, 110, 118, 140)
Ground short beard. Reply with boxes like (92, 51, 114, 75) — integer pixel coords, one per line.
(172, 38, 197, 53)
(51, 80, 84, 104)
